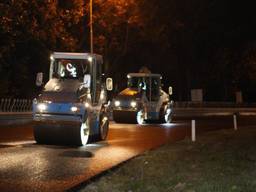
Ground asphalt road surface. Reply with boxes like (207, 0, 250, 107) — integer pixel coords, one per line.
(0, 116, 255, 192)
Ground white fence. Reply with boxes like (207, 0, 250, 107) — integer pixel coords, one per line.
(0, 98, 33, 112)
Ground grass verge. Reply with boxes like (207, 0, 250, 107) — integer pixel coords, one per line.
(79, 127, 256, 192)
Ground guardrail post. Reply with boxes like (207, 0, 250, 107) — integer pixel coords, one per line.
(2, 98, 6, 112)
(0, 98, 3, 111)
(29, 100, 33, 111)
(7, 99, 11, 112)
(192, 120, 196, 142)
(10, 99, 16, 112)
(17, 99, 22, 112)
(233, 114, 237, 131)
(23, 99, 25, 111)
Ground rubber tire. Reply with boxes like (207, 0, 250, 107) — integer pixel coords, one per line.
(97, 112, 109, 141)
(159, 106, 172, 124)
(136, 110, 145, 125)
(164, 109, 172, 123)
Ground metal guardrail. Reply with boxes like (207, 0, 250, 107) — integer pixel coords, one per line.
(173, 102, 256, 108)
(0, 100, 256, 126)
(0, 98, 33, 126)
(172, 107, 256, 117)
(0, 98, 32, 112)
(172, 102, 256, 118)
(1, 100, 256, 112)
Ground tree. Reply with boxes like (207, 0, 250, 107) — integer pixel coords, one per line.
(90, 0, 144, 72)
(0, 0, 85, 97)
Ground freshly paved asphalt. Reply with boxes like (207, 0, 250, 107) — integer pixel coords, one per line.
(0, 116, 255, 192)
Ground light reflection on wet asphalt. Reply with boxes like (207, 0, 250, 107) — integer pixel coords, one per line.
(1, 117, 254, 192)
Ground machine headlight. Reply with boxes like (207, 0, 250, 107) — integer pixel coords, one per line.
(37, 103, 47, 111)
(85, 102, 90, 108)
(130, 101, 137, 108)
(88, 56, 93, 62)
(71, 106, 78, 112)
(114, 100, 121, 107)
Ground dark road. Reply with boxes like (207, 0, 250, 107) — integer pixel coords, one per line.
(0, 116, 255, 192)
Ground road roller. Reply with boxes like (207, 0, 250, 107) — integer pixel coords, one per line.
(112, 73, 173, 124)
(33, 52, 113, 146)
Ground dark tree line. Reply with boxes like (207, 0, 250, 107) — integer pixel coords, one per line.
(1, 0, 256, 101)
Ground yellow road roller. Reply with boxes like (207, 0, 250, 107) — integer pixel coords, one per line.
(112, 73, 172, 124)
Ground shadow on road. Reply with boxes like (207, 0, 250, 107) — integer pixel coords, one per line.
(60, 150, 94, 158)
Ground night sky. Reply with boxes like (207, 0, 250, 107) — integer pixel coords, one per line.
(0, 0, 256, 101)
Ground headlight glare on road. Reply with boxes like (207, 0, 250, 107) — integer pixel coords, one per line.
(114, 100, 121, 107)
(37, 103, 47, 111)
(130, 101, 137, 108)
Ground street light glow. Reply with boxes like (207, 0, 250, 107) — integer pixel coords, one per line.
(90, 0, 93, 54)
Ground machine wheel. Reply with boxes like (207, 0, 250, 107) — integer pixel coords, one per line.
(33, 119, 91, 146)
(79, 119, 90, 145)
(33, 125, 45, 144)
(159, 105, 172, 124)
(164, 108, 172, 123)
(97, 111, 109, 141)
(136, 110, 145, 125)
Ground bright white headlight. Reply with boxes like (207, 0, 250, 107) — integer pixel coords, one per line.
(85, 102, 90, 108)
(130, 101, 137, 108)
(114, 100, 121, 107)
(71, 106, 78, 112)
(37, 103, 47, 111)
(88, 56, 93, 62)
